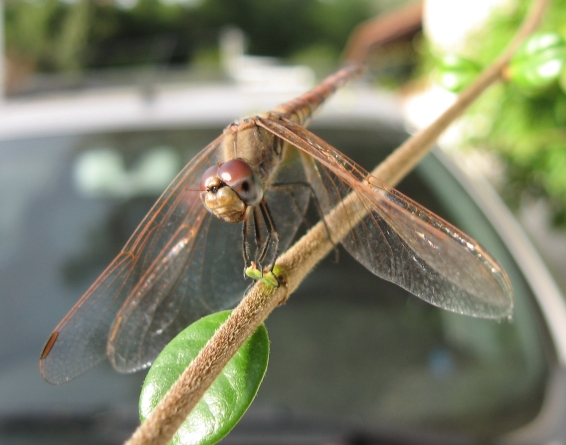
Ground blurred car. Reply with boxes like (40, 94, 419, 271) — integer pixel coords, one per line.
(0, 76, 565, 445)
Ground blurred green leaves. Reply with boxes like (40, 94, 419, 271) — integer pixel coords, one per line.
(429, 0, 566, 228)
(5, 0, 64, 70)
(436, 54, 482, 93)
(507, 32, 566, 93)
(5, 0, 374, 73)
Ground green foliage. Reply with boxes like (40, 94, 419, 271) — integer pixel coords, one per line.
(6, 0, 374, 72)
(139, 310, 269, 445)
(5, 0, 63, 70)
(55, 0, 93, 71)
(507, 32, 566, 93)
(428, 0, 566, 228)
(436, 54, 482, 92)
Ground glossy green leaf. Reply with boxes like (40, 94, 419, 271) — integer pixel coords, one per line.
(139, 311, 269, 445)
(508, 32, 566, 93)
(436, 54, 482, 93)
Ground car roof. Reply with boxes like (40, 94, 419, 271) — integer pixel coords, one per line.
(0, 80, 402, 141)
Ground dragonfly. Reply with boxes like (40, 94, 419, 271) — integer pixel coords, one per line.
(40, 64, 513, 384)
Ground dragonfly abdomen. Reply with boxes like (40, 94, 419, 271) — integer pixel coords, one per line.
(273, 64, 365, 126)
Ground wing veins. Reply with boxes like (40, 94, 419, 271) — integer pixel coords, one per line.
(256, 116, 513, 317)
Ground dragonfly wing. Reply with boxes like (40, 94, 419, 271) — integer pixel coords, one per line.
(89, 133, 319, 375)
(40, 136, 227, 383)
(257, 117, 513, 319)
(108, 210, 246, 372)
(341, 186, 513, 318)
(39, 252, 140, 384)
(109, 135, 313, 372)
(264, 144, 311, 252)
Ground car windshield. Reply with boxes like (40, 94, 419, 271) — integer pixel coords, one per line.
(0, 124, 552, 444)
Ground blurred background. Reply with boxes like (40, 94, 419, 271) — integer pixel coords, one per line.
(2, 0, 566, 444)
(2, 0, 404, 95)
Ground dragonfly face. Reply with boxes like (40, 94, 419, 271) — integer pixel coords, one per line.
(200, 159, 264, 223)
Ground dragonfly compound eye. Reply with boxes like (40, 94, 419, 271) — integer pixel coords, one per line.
(217, 159, 263, 206)
(199, 165, 221, 192)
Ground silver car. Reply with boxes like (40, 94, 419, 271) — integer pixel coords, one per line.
(0, 78, 564, 444)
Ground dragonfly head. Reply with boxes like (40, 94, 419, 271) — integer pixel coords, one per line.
(200, 159, 264, 223)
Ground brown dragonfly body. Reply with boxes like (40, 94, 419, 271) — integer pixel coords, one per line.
(40, 65, 513, 384)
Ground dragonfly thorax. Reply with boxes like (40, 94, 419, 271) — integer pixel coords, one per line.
(200, 159, 264, 223)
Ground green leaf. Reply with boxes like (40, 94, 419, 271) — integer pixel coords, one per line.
(508, 32, 566, 94)
(139, 311, 269, 445)
(436, 54, 482, 93)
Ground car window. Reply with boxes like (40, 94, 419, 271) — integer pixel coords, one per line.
(0, 125, 551, 442)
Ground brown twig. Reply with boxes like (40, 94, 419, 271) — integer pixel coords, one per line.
(125, 0, 552, 444)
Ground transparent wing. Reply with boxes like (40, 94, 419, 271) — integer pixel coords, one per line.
(257, 117, 513, 319)
(40, 130, 312, 384)
(107, 208, 246, 373)
(39, 136, 234, 383)
(107, 144, 311, 373)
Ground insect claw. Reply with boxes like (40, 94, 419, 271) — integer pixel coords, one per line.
(260, 267, 280, 288)
(244, 261, 263, 281)
(244, 262, 281, 288)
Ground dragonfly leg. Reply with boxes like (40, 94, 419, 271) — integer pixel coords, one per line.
(252, 207, 264, 263)
(242, 203, 280, 286)
(257, 200, 279, 271)
(242, 205, 276, 270)
(241, 217, 253, 277)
